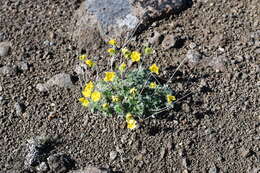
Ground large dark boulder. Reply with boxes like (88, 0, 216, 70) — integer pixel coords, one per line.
(71, 0, 192, 52)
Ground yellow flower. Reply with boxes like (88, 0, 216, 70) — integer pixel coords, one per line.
(112, 95, 120, 102)
(167, 95, 176, 104)
(129, 87, 137, 95)
(85, 59, 95, 68)
(121, 48, 131, 58)
(131, 51, 141, 62)
(104, 72, 116, 82)
(78, 97, 89, 107)
(126, 113, 133, 121)
(149, 82, 157, 89)
(82, 89, 92, 98)
(108, 39, 117, 46)
(149, 64, 159, 74)
(119, 63, 126, 72)
(107, 48, 116, 55)
(79, 54, 87, 61)
(102, 103, 109, 109)
(84, 81, 94, 91)
(144, 47, 153, 55)
(91, 91, 102, 102)
(127, 119, 138, 130)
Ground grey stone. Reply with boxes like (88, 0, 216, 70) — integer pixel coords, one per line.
(208, 165, 218, 173)
(160, 147, 167, 159)
(74, 64, 87, 75)
(109, 151, 118, 161)
(186, 50, 202, 64)
(46, 73, 73, 88)
(36, 162, 49, 172)
(0, 65, 16, 75)
(161, 34, 177, 50)
(240, 147, 253, 158)
(182, 158, 188, 168)
(182, 103, 190, 113)
(24, 136, 52, 168)
(47, 153, 73, 173)
(0, 41, 11, 56)
(14, 102, 24, 116)
(36, 83, 49, 92)
(72, 166, 112, 173)
(0, 85, 2, 91)
(148, 31, 163, 45)
(207, 55, 227, 72)
(72, 0, 191, 51)
(17, 61, 29, 71)
(189, 42, 197, 49)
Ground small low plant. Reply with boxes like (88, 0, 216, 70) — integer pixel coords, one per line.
(78, 40, 176, 130)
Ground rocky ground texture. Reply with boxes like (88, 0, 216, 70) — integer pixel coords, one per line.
(0, 0, 259, 173)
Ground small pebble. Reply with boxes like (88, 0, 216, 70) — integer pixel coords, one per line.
(161, 34, 177, 50)
(109, 151, 117, 161)
(14, 102, 24, 116)
(208, 165, 218, 173)
(186, 50, 202, 64)
(0, 41, 11, 56)
(36, 83, 48, 92)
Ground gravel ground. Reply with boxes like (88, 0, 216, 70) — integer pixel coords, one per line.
(0, 0, 259, 172)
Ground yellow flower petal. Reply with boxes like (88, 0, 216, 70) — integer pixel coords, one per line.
(107, 48, 116, 55)
(85, 59, 95, 68)
(149, 64, 159, 74)
(104, 72, 116, 82)
(78, 97, 89, 107)
(121, 48, 131, 58)
(149, 82, 157, 89)
(82, 89, 92, 98)
(91, 91, 102, 102)
(108, 39, 117, 46)
(79, 54, 87, 61)
(126, 113, 133, 122)
(131, 51, 141, 62)
(102, 103, 109, 109)
(129, 88, 137, 95)
(127, 119, 138, 130)
(119, 63, 126, 72)
(112, 95, 120, 102)
(84, 81, 94, 91)
(167, 95, 176, 104)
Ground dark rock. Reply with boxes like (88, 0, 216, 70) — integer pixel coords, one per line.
(0, 41, 11, 56)
(47, 153, 74, 173)
(72, 0, 191, 51)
